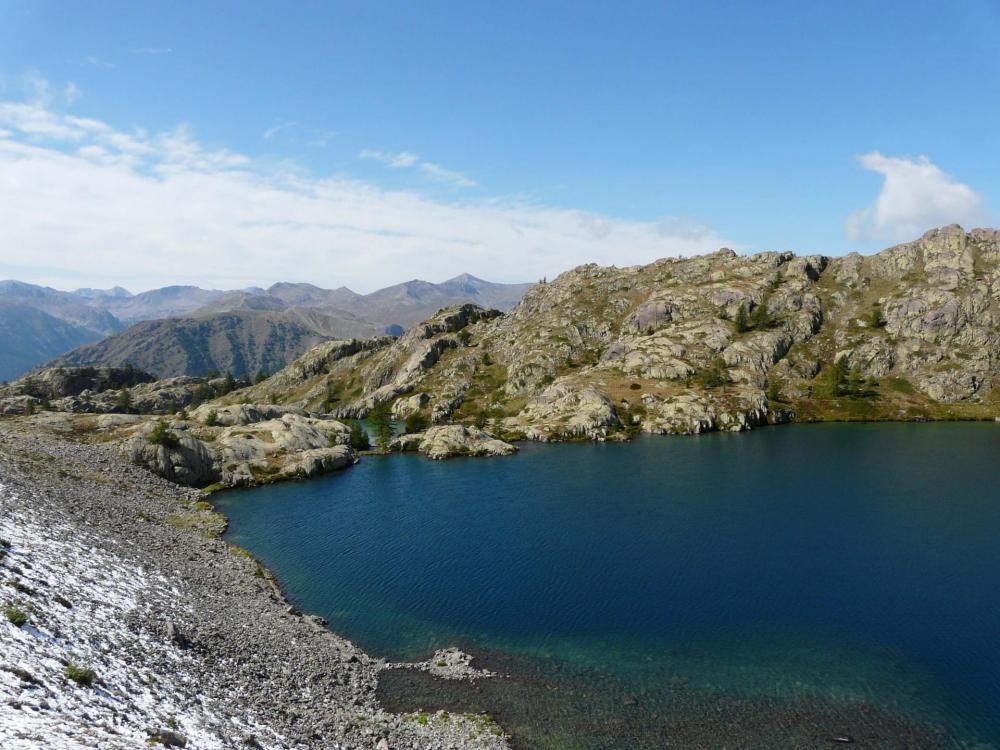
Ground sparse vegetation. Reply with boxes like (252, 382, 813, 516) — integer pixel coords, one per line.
(868, 302, 886, 329)
(347, 420, 371, 450)
(734, 304, 750, 333)
(404, 412, 430, 434)
(65, 660, 97, 687)
(368, 402, 393, 451)
(4, 605, 28, 627)
(204, 409, 219, 427)
(148, 419, 180, 448)
(116, 387, 132, 412)
(767, 374, 784, 403)
(694, 357, 729, 389)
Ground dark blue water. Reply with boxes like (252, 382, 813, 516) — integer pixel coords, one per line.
(214, 424, 1000, 748)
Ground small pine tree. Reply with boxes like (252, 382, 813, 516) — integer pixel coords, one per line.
(734, 304, 750, 333)
(205, 409, 219, 427)
(473, 409, 489, 429)
(404, 412, 429, 434)
(369, 402, 393, 452)
(767, 375, 783, 403)
(868, 303, 886, 329)
(695, 357, 729, 389)
(823, 359, 847, 398)
(116, 388, 132, 413)
(254, 369, 267, 384)
(347, 420, 371, 451)
(847, 363, 865, 396)
(749, 302, 773, 330)
(23, 399, 36, 417)
(147, 418, 180, 448)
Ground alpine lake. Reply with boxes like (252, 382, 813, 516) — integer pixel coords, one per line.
(213, 423, 1000, 749)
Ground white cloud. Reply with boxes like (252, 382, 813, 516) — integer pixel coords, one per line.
(358, 149, 421, 168)
(63, 82, 81, 105)
(0, 92, 731, 293)
(419, 161, 477, 188)
(85, 55, 116, 69)
(131, 47, 173, 55)
(847, 151, 991, 242)
(359, 149, 476, 189)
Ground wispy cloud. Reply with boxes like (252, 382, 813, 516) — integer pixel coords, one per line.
(63, 82, 81, 105)
(131, 47, 173, 55)
(420, 161, 476, 188)
(847, 151, 991, 242)
(359, 149, 421, 168)
(262, 120, 295, 141)
(0, 78, 731, 292)
(358, 148, 476, 188)
(85, 55, 116, 69)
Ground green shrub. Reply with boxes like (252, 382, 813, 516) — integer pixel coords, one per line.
(695, 357, 729, 389)
(734, 304, 750, 333)
(369, 402, 393, 451)
(204, 410, 219, 427)
(767, 375, 784, 403)
(147, 419, 180, 448)
(116, 387, 132, 412)
(4, 605, 28, 627)
(404, 412, 429, 434)
(868, 303, 886, 329)
(629, 382, 642, 390)
(65, 660, 96, 687)
(820, 358, 847, 398)
(347, 420, 371, 451)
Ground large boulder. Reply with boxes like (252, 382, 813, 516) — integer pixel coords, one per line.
(189, 403, 304, 426)
(119, 430, 219, 487)
(390, 425, 516, 459)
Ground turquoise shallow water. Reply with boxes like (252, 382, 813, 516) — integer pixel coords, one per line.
(214, 423, 1000, 748)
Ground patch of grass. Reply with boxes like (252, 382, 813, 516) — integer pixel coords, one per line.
(65, 660, 97, 687)
(884, 376, 917, 395)
(4, 605, 28, 627)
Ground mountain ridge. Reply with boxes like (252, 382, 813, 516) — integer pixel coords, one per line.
(10, 274, 532, 379)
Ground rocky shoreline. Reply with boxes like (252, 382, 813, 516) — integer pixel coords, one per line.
(0, 422, 507, 750)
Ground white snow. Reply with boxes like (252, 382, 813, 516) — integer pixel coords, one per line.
(0, 482, 284, 749)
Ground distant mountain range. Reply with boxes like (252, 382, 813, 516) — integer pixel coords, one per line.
(0, 275, 533, 380)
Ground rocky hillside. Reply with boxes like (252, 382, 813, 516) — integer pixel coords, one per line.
(231, 226, 1000, 440)
(46, 311, 338, 379)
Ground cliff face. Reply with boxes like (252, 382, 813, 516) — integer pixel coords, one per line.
(240, 226, 1000, 440)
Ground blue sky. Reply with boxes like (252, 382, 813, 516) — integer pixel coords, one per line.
(0, 0, 997, 291)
